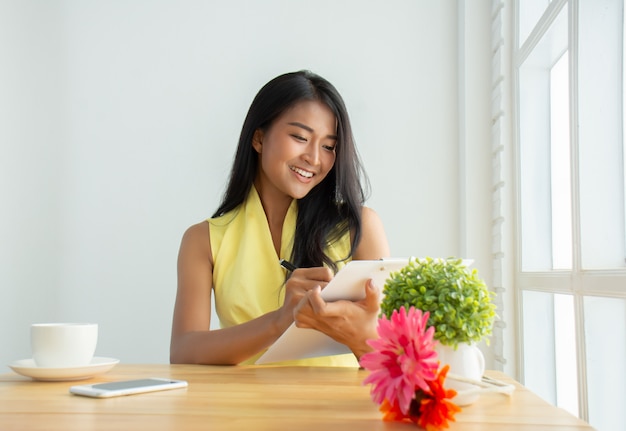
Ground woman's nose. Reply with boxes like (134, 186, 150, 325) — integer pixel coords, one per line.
(302, 142, 320, 166)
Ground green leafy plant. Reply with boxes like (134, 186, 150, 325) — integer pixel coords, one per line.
(381, 257, 497, 348)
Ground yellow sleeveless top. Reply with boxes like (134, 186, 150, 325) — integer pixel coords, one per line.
(209, 186, 358, 366)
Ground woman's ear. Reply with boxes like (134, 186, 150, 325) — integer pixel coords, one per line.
(252, 129, 264, 153)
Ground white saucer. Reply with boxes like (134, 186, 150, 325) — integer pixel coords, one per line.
(9, 357, 120, 381)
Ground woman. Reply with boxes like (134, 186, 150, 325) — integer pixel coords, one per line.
(170, 70, 389, 366)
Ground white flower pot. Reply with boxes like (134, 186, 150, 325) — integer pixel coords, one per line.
(434, 342, 485, 406)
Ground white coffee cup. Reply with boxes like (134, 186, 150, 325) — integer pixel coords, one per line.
(31, 323, 98, 368)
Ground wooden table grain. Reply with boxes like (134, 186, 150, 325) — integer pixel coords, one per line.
(0, 364, 595, 430)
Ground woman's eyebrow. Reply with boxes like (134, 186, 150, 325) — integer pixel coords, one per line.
(287, 122, 338, 140)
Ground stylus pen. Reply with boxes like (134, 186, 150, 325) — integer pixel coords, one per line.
(279, 259, 297, 272)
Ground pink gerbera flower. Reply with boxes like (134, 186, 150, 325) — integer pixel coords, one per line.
(360, 306, 439, 415)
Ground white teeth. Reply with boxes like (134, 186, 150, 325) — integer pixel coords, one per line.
(291, 167, 313, 178)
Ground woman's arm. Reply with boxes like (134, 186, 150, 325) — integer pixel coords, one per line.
(292, 206, 390, 360)
(169, 222, 283, 364)
(169, 222, 332, 365)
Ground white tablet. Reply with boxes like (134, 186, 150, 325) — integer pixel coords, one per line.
(256, 258, 410, 364)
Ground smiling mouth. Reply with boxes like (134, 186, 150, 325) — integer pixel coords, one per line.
(290, 166, 314, 179)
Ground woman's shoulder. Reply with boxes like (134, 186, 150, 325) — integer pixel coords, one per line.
(353, 206, 390, 260)
(360, 206, 385, 228)
(347, 206, 381, 237)
(179, 221, 212, 265)
(183, 221, 210, 240)
(360, 205, 379, 218)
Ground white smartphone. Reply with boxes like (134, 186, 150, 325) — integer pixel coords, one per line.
(69, 377, 188, 398)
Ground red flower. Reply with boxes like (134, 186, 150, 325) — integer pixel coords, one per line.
(377, 366, 460, 430)
(360, 306, 439, 414)
(415, 365, 461, 430)
(379, 398, 406, 422)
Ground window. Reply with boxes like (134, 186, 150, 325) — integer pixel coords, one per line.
(514, 0, 626, 429)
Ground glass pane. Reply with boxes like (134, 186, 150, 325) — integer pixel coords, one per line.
(519, 65, 552, 271)
(584, 296, 626, 431)
(554, 293, 578, 416)
(550, 52, 572, 270)
(578, 0, 626, 269)
(522, 290, 579, 415)
(522, 290, 556, 404)
(518, 0, 551, 48)
(622, 0, 626, 268)
(519, 6, 568, 271)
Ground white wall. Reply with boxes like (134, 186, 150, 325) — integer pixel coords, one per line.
(0, 0, 493, 372)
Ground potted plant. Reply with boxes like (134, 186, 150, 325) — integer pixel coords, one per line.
(380, 257, 497, 405)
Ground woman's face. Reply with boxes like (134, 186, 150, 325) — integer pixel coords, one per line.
(252, 99, 337, 200)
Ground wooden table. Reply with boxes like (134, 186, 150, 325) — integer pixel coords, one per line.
(0, 364, 594, 430)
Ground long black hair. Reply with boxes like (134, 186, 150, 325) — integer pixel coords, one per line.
(212, 70, 370, 272)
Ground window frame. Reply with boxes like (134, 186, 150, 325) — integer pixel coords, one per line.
(511, 0, 626, 426)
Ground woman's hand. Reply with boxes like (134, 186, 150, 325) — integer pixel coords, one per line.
(293, 278, 381, 360)
(277, 267, 334, 328)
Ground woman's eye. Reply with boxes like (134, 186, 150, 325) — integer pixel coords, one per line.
(291, 134, 307, 142)
(323, 145, 336, 152)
